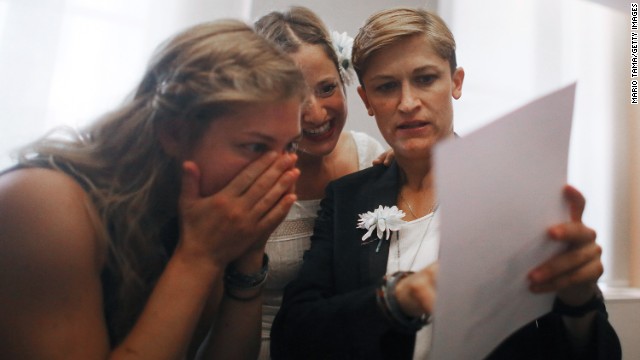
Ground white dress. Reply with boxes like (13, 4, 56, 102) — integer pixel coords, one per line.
(259, 131, 384, 359)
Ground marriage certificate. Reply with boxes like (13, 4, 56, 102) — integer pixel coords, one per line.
(430, 83, 576, 359)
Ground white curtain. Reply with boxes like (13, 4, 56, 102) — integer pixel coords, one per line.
(0, 0, 251, 168)
(440, 0, 637, 287)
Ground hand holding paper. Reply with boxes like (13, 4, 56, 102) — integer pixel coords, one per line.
(429, 83, 602, 359)
(528, 184, 602, 305)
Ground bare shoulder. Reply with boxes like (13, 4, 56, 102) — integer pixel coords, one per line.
(0, 168, 109, 357)
(0, 167, 105, 265)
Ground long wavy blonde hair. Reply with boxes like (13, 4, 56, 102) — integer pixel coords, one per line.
(17, 19, 306, 345)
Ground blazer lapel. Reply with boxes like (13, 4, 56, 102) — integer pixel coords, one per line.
(358, 162, 401, 285)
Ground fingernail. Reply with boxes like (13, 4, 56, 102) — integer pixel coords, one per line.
(266, 151, 278, 160)
(285, 169, 299, 181)
(548, 227, 563, 239)
(529, 269, 543, 282)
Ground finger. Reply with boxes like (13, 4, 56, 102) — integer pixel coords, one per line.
(383, 151, 394, 166)
(394, 264, 439, 316)
(372, 151, 386, 166)
(224, 151, 279, 196)
(528, 242, 602, 285)
(256, 192, 298, 235)
(547, 222, 597, 245)
(241, 153, 297, 206)
(563, 184, 586, 222)
(251, 168, 300, 219)
(529, 257, 603, 293)
(408, 270, 438, 314)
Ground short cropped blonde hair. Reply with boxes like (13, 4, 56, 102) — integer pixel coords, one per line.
(352, 7, 457, 85)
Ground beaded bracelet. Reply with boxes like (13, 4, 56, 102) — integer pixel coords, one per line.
(224, 254, 269, 290)
(376, 271, 430, 332)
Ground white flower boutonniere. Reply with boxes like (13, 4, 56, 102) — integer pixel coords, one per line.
(330, 30, 355, 85)
(357, 205, 406, 252)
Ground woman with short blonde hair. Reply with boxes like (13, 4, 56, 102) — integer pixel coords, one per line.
(272, 7, 621, 359)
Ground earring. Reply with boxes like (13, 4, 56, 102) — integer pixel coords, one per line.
(368, 109, 374, 116)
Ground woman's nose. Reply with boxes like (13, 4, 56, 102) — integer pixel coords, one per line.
(301, 95, 327, 124)
(398, 84, 420, 113)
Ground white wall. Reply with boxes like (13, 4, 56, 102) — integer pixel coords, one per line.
(0, 0, 252, 169)
(606, 289, 640, 359)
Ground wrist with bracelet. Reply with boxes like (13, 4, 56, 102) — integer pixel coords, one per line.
(376, 271, 431, 332)
(553, 287, 604, 318)
(223, 253, 269, 301)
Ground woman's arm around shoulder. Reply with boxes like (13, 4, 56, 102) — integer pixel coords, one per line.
(0, 168, 111, 359)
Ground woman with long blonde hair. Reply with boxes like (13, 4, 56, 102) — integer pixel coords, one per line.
(0, 19, 306, 359)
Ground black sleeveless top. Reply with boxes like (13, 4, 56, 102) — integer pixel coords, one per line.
(2, 161, 179, 347)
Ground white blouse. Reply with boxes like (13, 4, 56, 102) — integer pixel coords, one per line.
(386, 212, 440, 360)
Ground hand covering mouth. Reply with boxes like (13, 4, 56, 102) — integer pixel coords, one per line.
(303, 121, 332, 136)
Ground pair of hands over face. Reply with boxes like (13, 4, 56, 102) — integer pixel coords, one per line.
(177, 152, 299, 269)
(172, 147, 392, 270)
(395, 185, 602, 318)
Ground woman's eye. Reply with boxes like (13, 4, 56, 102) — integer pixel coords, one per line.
(244, 143, 269, 154)
(285, 141, 299, 154)
(416, 75, 437, 85)
(317, 83, 337, 97)
(375, 81, 397, 92)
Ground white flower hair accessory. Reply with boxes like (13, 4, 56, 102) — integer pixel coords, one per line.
(357, 205, 406, 252)
(330, 30, 355, 85)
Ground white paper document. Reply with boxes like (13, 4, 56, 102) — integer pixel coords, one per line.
(429, 83, 577, 359)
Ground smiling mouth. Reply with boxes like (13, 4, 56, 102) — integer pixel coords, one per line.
(303, 121, 332, 136)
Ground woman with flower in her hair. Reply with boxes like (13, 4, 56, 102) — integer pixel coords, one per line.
(0, 20, 307, 359)
(271, 7, 621, 360)
(254, 6, 386, 359)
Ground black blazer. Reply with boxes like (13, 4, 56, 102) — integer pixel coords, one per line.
(271, 162, 621, 360)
